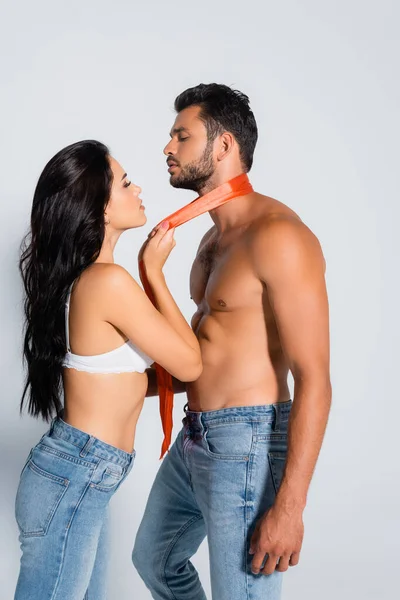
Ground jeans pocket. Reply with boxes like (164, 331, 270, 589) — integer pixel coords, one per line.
(268, 451, 287, 494)
(15, 457, 69, 537)
(204, 422, 253, 461)
(90, 462, 126, 492)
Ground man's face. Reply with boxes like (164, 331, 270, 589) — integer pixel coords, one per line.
(164, 106, 216, 192)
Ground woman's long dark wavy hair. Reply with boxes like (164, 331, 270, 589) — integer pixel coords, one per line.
(19, 140, 113, 420)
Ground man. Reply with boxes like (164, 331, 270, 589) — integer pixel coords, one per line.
(132, 83, 331, 600)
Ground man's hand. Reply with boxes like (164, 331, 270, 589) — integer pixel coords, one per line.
(249, 503, 304, 575)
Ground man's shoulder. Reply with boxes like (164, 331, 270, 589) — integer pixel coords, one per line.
(247, 199, 324, 275)
(249, 195, 317, 248)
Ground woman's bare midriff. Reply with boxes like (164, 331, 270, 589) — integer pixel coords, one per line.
(62, 369, 148, 453)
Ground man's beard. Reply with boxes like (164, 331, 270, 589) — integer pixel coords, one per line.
(170, 141, 215, 193)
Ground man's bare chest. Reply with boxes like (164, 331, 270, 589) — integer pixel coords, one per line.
(190, 236, 260, 311)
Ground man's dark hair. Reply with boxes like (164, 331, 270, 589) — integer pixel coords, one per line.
(174, 83, 258, 172)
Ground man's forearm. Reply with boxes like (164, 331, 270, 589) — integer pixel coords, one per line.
(145, 367, 187, 397)
(275, 377, 332, 511)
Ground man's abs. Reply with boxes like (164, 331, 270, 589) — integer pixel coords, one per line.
(186, 307, 291, 412)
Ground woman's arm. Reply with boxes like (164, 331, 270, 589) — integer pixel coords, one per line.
(140, 223, 198, 352)
(101, 263, 202, 382)
(145, 367, 187, 397)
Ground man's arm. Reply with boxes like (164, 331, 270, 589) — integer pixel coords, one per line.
(249, 217, 332, 575)
(145, 367, 187, 397)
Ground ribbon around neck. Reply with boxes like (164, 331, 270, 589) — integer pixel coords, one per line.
(139, 173, 254, 458)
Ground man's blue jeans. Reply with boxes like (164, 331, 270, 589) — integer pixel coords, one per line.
(133, 401, 292, 600)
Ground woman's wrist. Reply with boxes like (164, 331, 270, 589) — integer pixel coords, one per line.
(145, 267, 165, 285)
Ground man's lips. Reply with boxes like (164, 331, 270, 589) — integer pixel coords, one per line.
(167, 160, 179, 173)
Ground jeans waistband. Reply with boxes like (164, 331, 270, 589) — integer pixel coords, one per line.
(184, 400, 292, 429)
(49, 417, 135, 468)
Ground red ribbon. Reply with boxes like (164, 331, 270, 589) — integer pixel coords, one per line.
(139, 173, 253, 458)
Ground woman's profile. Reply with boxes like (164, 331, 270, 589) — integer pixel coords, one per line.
(14, 139, 202, 599)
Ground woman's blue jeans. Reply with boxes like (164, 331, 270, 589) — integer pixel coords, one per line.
(14, 417, 135, 600)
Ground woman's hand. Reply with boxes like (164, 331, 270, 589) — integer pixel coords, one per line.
(140, 222, 176, 275)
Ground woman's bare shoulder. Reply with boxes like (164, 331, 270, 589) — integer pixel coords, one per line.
(75, 263, 139, 299)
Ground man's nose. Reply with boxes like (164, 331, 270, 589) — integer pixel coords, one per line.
(163, 139, 175, 156)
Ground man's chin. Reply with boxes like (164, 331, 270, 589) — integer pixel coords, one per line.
(169, 174, 179, 188)
(169, 171, 212, 193)
(169, 175, 192, 190)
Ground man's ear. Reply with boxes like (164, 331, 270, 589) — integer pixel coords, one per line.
(216, 132, 235, 162)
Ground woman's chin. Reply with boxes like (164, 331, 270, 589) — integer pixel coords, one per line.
(120, 213, 148, 230)
(133, 214, 148, 228)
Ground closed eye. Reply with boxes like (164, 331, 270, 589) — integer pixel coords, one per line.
(123, 180, 132, 188)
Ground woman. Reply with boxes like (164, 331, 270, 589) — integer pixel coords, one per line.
(14, 140, 202, 599)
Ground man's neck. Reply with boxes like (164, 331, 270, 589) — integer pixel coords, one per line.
(197, 168, 255, 233)
(197, 166, 243, 197)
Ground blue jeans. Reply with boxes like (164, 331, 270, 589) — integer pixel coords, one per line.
(133, 401, 292, 600)
(14, 417, 135, 600)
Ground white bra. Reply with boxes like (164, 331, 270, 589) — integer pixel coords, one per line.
(62, 281, 153, 374)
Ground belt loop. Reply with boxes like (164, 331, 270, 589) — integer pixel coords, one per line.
(49, 415, 58, 434)
(80, 435, 95, 458)
(272, 404, 279, 432)
(199, 412, 204, 430)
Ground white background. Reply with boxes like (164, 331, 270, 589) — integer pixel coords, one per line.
(0, 1, 399, 598)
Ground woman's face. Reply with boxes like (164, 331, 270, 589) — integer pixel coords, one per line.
(104, 157, 147, 230)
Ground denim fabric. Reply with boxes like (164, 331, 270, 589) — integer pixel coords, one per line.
(14, 417, 135, 600)
(133, 401, 292, 600)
